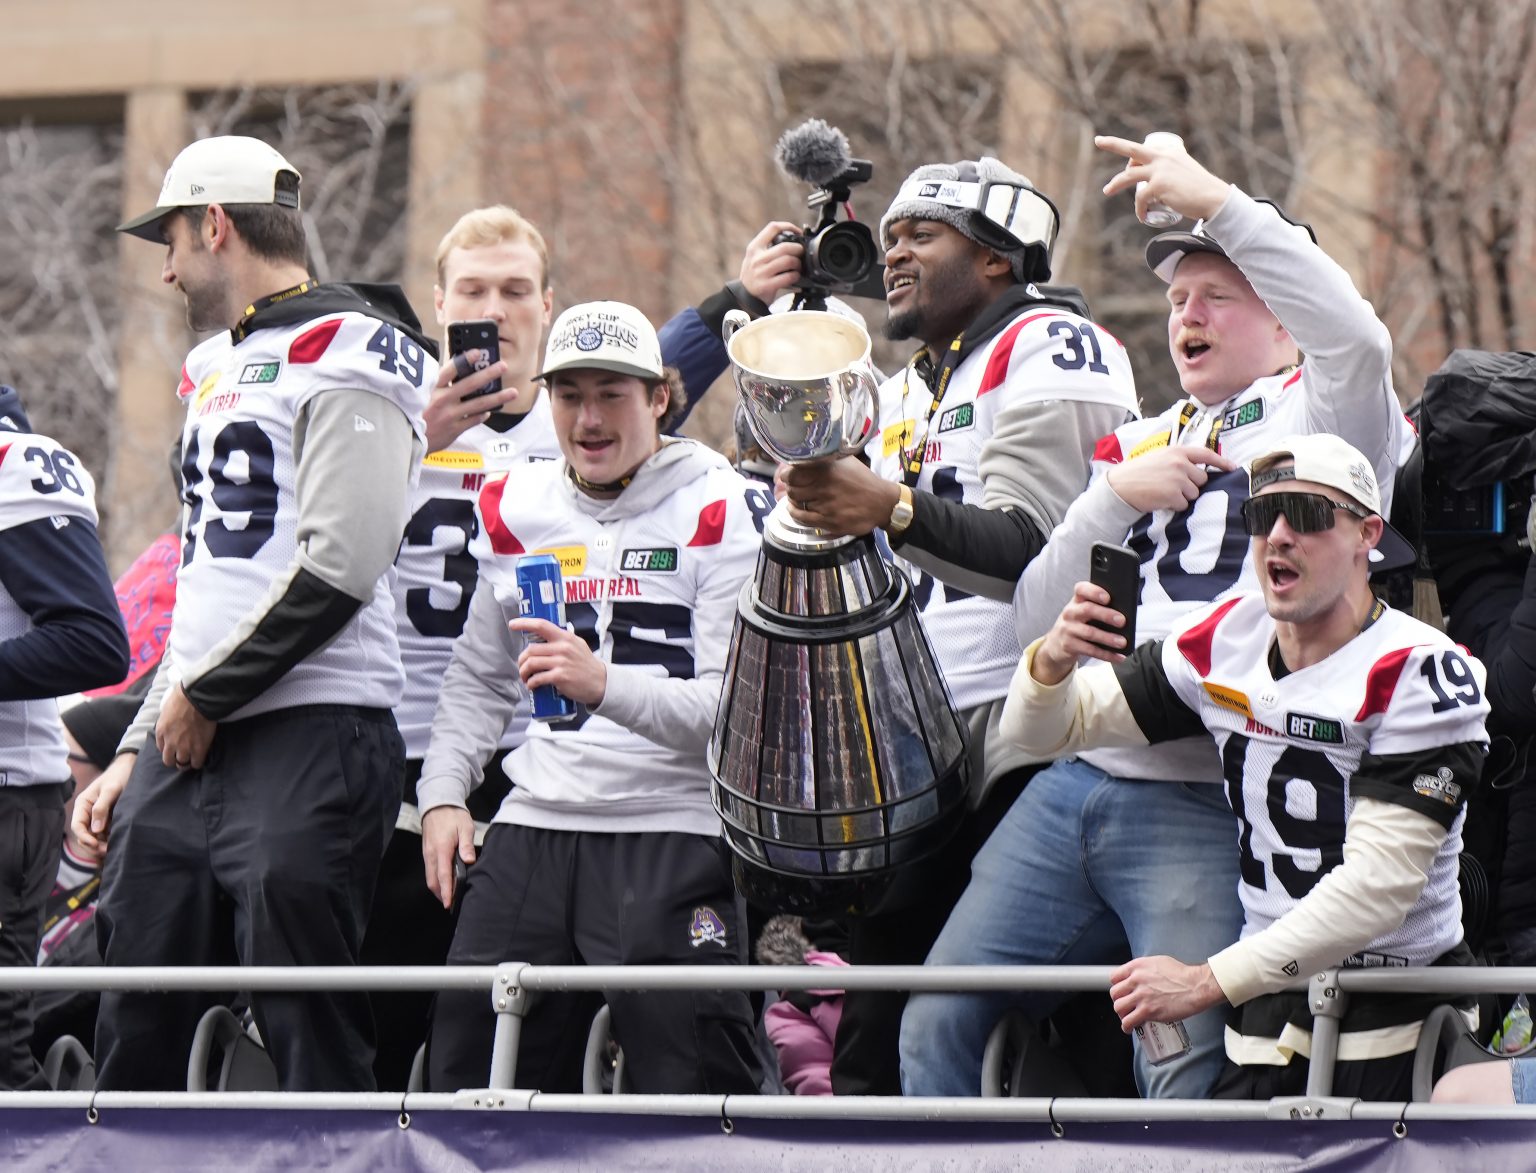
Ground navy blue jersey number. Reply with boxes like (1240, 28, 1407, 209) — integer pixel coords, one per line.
(181, 421, 279, 564)
(25, 446, 85, 496)
(910, 466, 973, 609)
(1128, 467, 1249, 603)
(1049, 322, 1111, 374)
(1224, 734, 1346, 899)
(403, 497, 480, 638)
(1421, 650, 1482, 713)
(367, 323, 427, 387)
(743, 485, 775, 535)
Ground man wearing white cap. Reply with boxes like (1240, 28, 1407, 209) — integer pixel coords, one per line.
(1002, 433, 1487, 1100)
(902, 135, 1413, 1100)
(417, 301, 763, 1094)
(74, 135, 434, 1091)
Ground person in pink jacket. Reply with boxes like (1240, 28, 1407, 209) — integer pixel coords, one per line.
(757, 916, 849, 1096)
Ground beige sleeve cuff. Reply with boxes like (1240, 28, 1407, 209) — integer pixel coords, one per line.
(998, 637, 1147, 759)
(1207, 941, 1266, 1008)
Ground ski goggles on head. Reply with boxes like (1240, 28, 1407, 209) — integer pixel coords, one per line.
(1241, 490, 1372, 537)
(889, 177, 1059, 251)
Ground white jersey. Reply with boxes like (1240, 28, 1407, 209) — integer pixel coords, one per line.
(173, 311, 430, 719)
(468, 441, 760, 835)
(1091, 371, 1412, 647)
(0, 434, 98, 786)
(1151, 595, 1487, 968)
(393, 398, 559, 758)
(867, 304, 1137, 710)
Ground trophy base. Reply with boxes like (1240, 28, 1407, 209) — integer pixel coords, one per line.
(763, 498, 856, 553)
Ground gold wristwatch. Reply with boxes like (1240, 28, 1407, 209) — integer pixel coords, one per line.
(887, 484, 915, 537)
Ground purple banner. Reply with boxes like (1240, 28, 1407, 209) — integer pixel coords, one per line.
(0, 1109, 1505, 1171)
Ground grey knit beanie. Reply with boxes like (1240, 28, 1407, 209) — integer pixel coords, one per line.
(878, 156, 1056, 283)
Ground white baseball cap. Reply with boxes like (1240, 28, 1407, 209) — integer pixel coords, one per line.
(118, 136, 301, 241)
(539, 301, 664, 382)
(1249, 433, 1416, 568)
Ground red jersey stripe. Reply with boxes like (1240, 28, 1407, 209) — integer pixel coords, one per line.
(1093, 432, 1124, 465)
(477, 474, 524, 556)
(288, 318, 344, 365)
(977, 312, 1067, 397)
(687, 499, 727, 547)
(1355, 646, 1415, 722)
(1175, 597, 1243, 677)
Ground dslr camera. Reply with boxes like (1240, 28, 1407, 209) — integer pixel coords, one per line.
(773, 120, 886, 309)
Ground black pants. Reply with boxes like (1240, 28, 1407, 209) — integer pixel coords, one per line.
(427, 824, 762, 1094)
(0, 783, 69, 1090)
(1213, 1050, 1415, 1101)
(831, 764, 1037, 1096)
(95, 705, 403, 1092)
(361, 751, 514, 1091)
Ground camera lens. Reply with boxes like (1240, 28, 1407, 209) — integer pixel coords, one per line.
(807, 222, 879, 287)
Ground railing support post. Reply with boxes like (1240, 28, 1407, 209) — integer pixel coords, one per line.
(1305, 969, 1346, 1098)
(487, 963, 528, 1090)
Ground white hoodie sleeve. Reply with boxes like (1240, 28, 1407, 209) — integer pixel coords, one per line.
(1201, 188, 1404, 488)
(415, 570, 527, 813)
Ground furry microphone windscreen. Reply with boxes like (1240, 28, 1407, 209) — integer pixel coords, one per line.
(775, 119, 852, 187)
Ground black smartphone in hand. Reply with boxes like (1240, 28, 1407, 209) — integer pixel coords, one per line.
(446, 319, 503, 399)
(1088, 541, 1139, 651)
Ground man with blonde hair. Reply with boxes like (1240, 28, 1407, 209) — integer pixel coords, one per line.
(363, 203, 562, 1088)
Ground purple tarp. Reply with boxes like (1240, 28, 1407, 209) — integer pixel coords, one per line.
(0, 1109, 1499, 1171)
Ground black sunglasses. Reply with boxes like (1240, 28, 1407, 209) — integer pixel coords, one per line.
(1242, 491, 1370, 537)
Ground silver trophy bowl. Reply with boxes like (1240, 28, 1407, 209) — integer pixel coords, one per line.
(723, 309, 880, 550)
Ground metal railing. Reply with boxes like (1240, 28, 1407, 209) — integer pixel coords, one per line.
(0, 962, 1533, 1120)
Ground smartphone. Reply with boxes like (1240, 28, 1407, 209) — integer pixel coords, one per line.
(452, 855, 469, 915)
(1088, 541, 1139, 651)
(446, 319, 502, 399)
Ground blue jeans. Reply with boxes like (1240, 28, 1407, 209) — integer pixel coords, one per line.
(1513, 1058, 1536, 1104)
(899, 757, 1243, 1098)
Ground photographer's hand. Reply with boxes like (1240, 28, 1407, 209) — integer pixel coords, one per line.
(740, 221, 806, 304)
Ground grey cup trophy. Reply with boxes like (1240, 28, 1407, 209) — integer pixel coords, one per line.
(709, 309, 970, 916)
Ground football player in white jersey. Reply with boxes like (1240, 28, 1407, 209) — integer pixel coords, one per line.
(1003, 434, 1486, 1101)
(73, 136, 433, 1092)
(774, 155, 1139, 1095)
(902, 136, 1412, 1099)
(416, 301, 763, 1094)
(0, 386, 128, 1089)
(362, 205, 560, 1090)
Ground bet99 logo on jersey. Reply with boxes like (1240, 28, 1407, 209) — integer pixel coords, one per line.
(620, 547, 679, 573)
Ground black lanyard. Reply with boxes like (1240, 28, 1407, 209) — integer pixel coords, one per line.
(899, 335, 965, 488)
(232, 280, 315, 342)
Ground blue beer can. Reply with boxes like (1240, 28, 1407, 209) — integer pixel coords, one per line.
(514, 554, 579, 723)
